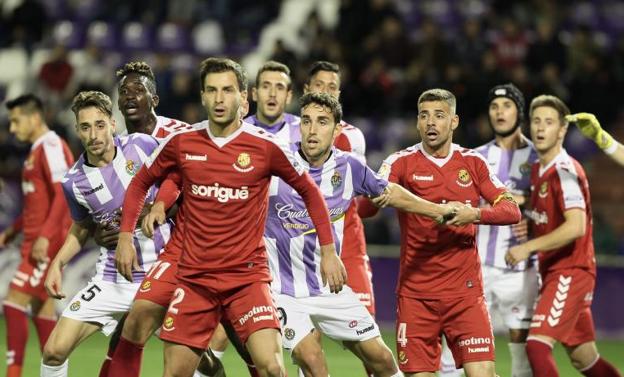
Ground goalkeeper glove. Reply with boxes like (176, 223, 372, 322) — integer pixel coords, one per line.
(566, 112, 615, 151)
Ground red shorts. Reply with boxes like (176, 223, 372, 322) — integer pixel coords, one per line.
(9, 258, 51, 302)
(134, 257, 178, 307)
(159, 280, 280, 350)
(529, 269, 595, 347)
(396, 294, 495, 373)
(342, 257, 375, 315)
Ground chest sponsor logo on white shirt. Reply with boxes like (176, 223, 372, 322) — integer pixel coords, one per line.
(185, 153, 207, 161)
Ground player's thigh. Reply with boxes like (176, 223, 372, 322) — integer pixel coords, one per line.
(163, 340, 203, 377)
(43, 316, 100, 359)
(31, 297, 57, 318)
(4, 287, 36, 307)
(344, 335, 394, 367)
(246, 328, 285, 369)
(208, 323, 230, 352)
(62, 280, 139, 336)
(396, 296, 443, 373)
(443, 295, 495, 368)
(495, 268, 539, 330)
(291, 330, 327, 373)
(159, 282, 221, 350)
(529, 269, 595, 344)
(462, 360, 496, 377)
(223, 281, 280, 344)
(123, 298, 167, 343)
(309, 287, 380, 344)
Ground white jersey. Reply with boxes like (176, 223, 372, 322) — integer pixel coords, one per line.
(475, 136, 538, 270)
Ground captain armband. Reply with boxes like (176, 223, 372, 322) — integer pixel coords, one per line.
(492, 192, 516, 206)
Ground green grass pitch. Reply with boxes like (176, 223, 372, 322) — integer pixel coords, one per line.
(1, 320, 622, 376)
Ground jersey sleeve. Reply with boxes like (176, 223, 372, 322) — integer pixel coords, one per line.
(61, 179, 90, 223)
(378, 154, 405, 185)
(350, 156, 388, 197)
(267, 139, 334, 246)
(130, 134, 160, 161)
(473, 155, 507, 204)
(554, 164, 586, 211)
(345, 126, 366, 161)
(42, 138, 70, 183)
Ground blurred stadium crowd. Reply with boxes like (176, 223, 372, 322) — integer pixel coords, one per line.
(0, 0, 623, 252)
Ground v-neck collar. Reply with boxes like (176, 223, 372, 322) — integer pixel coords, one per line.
(205, 121, 246, 148)
(417, 143, 457, 168)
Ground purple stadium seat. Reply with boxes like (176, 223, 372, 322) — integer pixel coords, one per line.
(52, 21, 84, 49)
(122, 22, 153, 51)
(192, 20, 224, 54)
(156, 23, 191, 52)
(86, 21, 117, 50)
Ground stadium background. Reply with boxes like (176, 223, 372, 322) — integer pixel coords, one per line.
(0, 0, 622, 375)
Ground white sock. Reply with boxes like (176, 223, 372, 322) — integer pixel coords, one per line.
(509, 342, 532, 377)
(212, 350, 225, 359)
(440, 340, 464, 376)
(40, 360, 68, 377)
(390, 371, 404, 377)
(193, 372, 208, 377)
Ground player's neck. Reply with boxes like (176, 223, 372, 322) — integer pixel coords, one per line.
(256, 111, 284, 127)
(86, 144, 116, 167)
(538, 144, 562, 167)
(125, 113, 157, 135)
(422, 140, 452, 158)
(494, 128, 526, 150)
(301, 148, 331, 168)
(28, 124, 49, 144)
(209, 117, 242, 137)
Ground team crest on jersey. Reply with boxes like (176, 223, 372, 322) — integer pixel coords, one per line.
(520, 162, 531, 175)
(331, 170, 342, 188)
(24, 155, 35, 170)
(284, 328, 296, 340)
(70, 301, 81, 311)
(125, 160, 138, 176)
(162, 316, 175, 331)
(456, 169, 473, 187)
(398, 351, 408, 364)
(539, 182, 548, 198)
(139, 280, 151, 292)
(233, 152, 254, 173)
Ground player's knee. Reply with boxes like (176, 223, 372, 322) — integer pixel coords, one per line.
(257, 359, 284, 377)
(42, 341, 68, 366)
(293, 346, 325, 373)
(122, 308, 156, 343)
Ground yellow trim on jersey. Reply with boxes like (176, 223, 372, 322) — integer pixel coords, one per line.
(301, 213, 346, 236)
(492, 192, 516, 206)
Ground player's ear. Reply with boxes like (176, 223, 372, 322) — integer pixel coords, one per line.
(450, 114, 460, 131)
(152, 94, 160, 108)
(251, 87, 258, 102)
(303, 83, 310, 94)
(285, 88, 293, 105)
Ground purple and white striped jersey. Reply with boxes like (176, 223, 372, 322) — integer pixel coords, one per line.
(265, 145, 387, 298)
(61, 133, 172, 283)
(476, 136, 538, 270)
(244, 113, 301, 144)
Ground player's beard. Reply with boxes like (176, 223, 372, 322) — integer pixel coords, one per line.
(210, 106, 239, 128)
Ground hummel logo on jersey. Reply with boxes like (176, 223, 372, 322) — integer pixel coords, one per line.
(413, 174, 434, 181)
(84, 183, 104, 196)
(191, 183, 249, 203)
(185, 153, 207, 161)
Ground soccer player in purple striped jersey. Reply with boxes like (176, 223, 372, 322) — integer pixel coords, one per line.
(439, 83, 539, 377)
(39, 91, 177, 377)
(271, 92, 456, 376)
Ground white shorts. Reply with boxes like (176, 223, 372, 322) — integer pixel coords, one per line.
(61, 279, 140, 336)
(482, 265, 539, 330)
(275, 286, 380, 351)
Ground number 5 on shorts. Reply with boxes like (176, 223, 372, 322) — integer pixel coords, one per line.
(167, 288, 185, 314)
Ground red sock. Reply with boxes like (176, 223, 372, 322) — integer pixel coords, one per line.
(108, 336, 144, 377)
(98, 351, 113, 377)
(526, 338, 559, 377)
(581, 357, 623, 377)
(247, 364, 261, 377)
(3, 303, 29, 377)
(32, 316, 56, 351)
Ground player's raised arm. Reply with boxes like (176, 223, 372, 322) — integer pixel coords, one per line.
(45, 221, 90, 299)
(567, 112, 624, 167)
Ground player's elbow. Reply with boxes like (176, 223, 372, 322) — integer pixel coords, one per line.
(570, 219, 586, 239)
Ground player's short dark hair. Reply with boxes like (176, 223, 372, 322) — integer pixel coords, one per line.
(199, 57, 247, 92)
(71, 91, 113, 119)
(307, 61, 340, 83)
(116, 61, 157, 94)
(5, 94, 44, 115)
(529, 95, 570, 125)
(418, 88, 457, 114)
(256, 60, 292, 89)
(300, 92, 343, 125)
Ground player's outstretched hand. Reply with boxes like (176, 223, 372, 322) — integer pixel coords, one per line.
(142, 201, 166, 238)
(369, 186, 391, 208)
(45, 260, 65, 299)
(445, 202, 479, 226)
(505, 244, 531, 267)
(31, 236, 50, 263)
(93, 223, 119, 249)
(320, 244, 347, 294)
(566, 112, 615, 150)
(115, 232, 141, 282)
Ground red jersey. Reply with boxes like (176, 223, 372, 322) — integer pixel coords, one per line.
(334, 120, 368, 262)
(19, 131, 73, 249)
(528, 149, 596, 278)
(121, 121, 333, 288)
(379, 143, 508, 299)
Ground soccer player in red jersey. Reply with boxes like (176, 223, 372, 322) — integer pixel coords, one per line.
(368, 89, 521, 377)
(115, 57, 341, 377)
(505, 95, 622, 377)
(0, 95, 73, 377)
